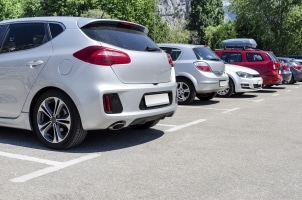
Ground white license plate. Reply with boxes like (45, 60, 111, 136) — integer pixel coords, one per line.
(279, 70, 281, 74)
(219, 80, 227, 87)
(145, 93, 169, 107)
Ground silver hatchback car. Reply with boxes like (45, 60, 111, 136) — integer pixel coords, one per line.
(0, 17, 177, 149)
(158, 44, 228, 105)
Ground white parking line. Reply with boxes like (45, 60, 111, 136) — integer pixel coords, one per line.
(221, 107, 240, 113)
(0, 151, 61, 166)
(178, 106, 240, 113)
(9, 153, 99, 183)
(272, 94, 280, 96)
(165, 119, 207, 132)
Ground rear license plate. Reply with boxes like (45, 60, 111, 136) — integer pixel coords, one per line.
(219, 80, 227, 87)
(145, 93, 169, 107)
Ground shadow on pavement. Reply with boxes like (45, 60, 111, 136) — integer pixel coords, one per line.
(0, 126, 164, 153)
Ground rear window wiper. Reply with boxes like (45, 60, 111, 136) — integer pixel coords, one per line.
(145, 46, 161, 52)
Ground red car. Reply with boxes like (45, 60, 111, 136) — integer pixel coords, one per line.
(215, 38, 282, 87)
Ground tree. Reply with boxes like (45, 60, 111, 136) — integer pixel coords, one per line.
(99, 0, 169, 42)
(231, 0, 302, 55)
(0, 0, 23, 20)
(186, 0, 224, 44)
(205, 21, 237, 49)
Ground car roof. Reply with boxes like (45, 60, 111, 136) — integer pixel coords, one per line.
(0, 16, 148, 32)
(158, 43, 207, 49)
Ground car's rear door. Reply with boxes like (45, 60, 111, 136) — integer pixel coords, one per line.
(0, 22, 51, 118)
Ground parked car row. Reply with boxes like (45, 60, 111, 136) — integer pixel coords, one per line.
(1, 16, 301, 150)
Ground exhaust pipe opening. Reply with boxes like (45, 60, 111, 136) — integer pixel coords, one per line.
(108, 121, 126, 130)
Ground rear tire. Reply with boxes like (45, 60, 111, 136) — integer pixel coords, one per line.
(176, 77, 196, 105)
(196, 92, 217, 101)
(32, 90, 87, 149)
(217, 79, 235, 98)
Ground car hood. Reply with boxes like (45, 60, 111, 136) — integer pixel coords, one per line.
(225, 63, 259, 75)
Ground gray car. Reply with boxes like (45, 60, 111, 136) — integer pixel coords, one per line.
(0, 17, 177, 149)
(158, 44, 228, 105)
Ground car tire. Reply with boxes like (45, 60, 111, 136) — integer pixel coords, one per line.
(289, 75, 295, 84)
(176, 77, 196, 105)
(196, 92, 217, 101)
(130, 120, 160, 130)
(32, 90, 87, 149)
(216, 78, 234, 98)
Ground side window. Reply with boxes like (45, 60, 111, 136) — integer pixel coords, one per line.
(1, 23, 47, 53)
(160, 47, 181, 61)
(221, 52, 242, 62)
(170, 48, 181, 61)
(49, 23, 64, 39)
(246, 53, 264, 62)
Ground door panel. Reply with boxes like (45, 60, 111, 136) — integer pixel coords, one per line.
(0, 23, 51, 118)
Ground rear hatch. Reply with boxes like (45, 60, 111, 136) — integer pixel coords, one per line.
(80, 20, 172, 84)
(193, 47, 225, 75)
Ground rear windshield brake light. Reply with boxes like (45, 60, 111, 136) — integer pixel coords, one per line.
(73, 46, 131, 66)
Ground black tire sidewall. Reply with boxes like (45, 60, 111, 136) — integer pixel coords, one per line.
(176, 77, 196, 105)
(32, 90, 81, 149)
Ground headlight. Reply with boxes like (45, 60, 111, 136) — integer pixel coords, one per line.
(236, 71, 253, 78)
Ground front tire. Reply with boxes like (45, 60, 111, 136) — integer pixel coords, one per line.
(32, 90, 87, 149)
(176, 77, 196, 105)
(217, 79, 235, 98)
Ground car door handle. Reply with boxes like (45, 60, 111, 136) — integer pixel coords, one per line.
(27, 60, 44, 68)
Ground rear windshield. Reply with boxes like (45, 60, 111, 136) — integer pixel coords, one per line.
(266, 51, 278, 62)
(81, 26, 158, 51)
(193, 47, 221, 61)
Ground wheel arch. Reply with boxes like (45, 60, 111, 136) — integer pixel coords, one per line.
(226, 73, 238, 93)
(28, 87, 78, 130)
(176, 73, 197, 89)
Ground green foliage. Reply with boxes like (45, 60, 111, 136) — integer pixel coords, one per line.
(0, 0, 23, 20)
(187, 0, 224, 44)
(205, 21, 237, 49)
(231, 0, 302, 55)
(99, 0, 169, 43)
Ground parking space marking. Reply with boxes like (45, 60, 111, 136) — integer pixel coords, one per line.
(164, 119, 207, 132)
(178, 106, 240, 113)
(10, 153, 99, 183)
(0, 151, 61, 166)
(286, 90, 291, 92)
(272, 94, 280, 96)
(157, 124, 176, 127)
(221, 107, 240, 113)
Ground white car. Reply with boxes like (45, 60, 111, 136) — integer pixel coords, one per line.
(217, 64, 263, 97)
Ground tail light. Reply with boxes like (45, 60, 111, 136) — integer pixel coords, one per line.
(73, 46, 131, 66)
(293, 65, 302, 71)
(268, 61, 277, 71)
(167, 54, 174, 67)
(194, 62, 211, 72)
(282, 64, 289, 71)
